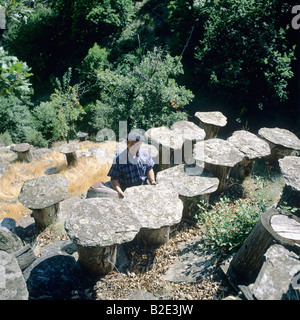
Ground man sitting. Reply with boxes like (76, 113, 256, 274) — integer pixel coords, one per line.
(107, 132, 157, 198)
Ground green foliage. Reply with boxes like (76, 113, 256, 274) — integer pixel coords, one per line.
(86, 0, 135, 29)
(0, 95, 47, 147)
(23, 126, 48, 148)
(167, 0, 199, 54)
(196, 195, 267, 254)
(278, 202, 298, 214)
(33, 101, 58, 143)
(81, 44, 110, 76)
(0, 47, 32, 97)
(86, 47, 194, 135)
(1, 0, 297, 145)
(0, 131, 13, 146)
(194, 0, 294, 108)
(0, 0, 33, 25)
(4, 4, 59, 83)
(49, 68, 86, 142)
(34, 68, 85, 143)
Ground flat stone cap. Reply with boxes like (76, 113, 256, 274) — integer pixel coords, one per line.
(194, 111, 227, 127)
(279, 156, 300, 191)
(171, 121, 206, 141)
(124, 184, 183, 229)
(156, 164, 219, 197)
(193, 139, 244, 167)
(65, 198, 141, 248)
(58, 143, 81, 154)
(145, 126, 184, 150)
(11, 143, 31, 153)
(258, 127, 300, 150)
(76, 132, 88, 138)
(228, 130, 271, 160)
(18, 174, 69, 209)
(271, 215, 300, 241)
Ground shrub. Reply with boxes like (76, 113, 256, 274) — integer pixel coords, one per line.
(86, 47, 194, 136)
(0, 95, 47, 147)
(0, 131, 13, 146)
(0, 47, 32, 97)
(196, 196, 267, 254)
(34, 68, 85, 143)
(194, 0, 294, 109)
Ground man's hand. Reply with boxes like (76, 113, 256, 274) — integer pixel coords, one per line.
(111, 178, 125, 198)
(147, 168, 157, 186)
(117, 190, 125, 198)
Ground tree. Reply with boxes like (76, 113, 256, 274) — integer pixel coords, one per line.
(0, 0, 33, 25)
(194, 0, 294, 110)
(34, 68, 85, 144)
(0, 47, 44, 145)
(0, 94, 47, 147)
(48, 68, 86, 143)
(0, 47, 32, 97)
(4, 0, 136, 89)
(85, 47, 194, 136)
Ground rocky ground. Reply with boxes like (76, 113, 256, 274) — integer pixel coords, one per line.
(0, 141, 235, 300)
(26, 214, 231, 300)
(92, 222, 228, 300)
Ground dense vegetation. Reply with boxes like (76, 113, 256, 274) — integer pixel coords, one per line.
(0, 0, 298, 147)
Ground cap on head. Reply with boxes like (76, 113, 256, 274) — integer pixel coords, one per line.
(127, 132, 145, 142)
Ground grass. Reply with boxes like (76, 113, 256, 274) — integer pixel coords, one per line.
(0, 140, 117, 221)
(196, 195, 267, 254)
(194, 159, 286, 255)
(242, 159, 285, 207)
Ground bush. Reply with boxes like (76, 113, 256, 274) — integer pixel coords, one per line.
(194, 0, 294, 109)
(0, 47, 32, 97)
(23, 127, 48, 148)
(196, 196, 267, 254)
(0, 95, 47, 147)
(33, 101, 58, 143)
(34, 68, 85, 143)
(86, 47, 194, 136)
(0, 131, 13, 146)
(4, 4, 58, 84)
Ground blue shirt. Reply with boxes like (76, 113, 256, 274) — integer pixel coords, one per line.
(107, 148, 155, 189)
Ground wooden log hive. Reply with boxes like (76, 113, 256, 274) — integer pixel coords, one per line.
(65, 198, 141, 275)
(76, 131, 88, 142)
(258, 127, 300, 167)
(194, 111, 227, 140)
(86, 181, 119, 199)
(171, 120, 206, 165)
(193, 139, 244, 194)
(278, 156, 300, 217)
(227, 130, 271, 180)
(11, 143, 33, 162)
(58, 143, 81, 167)
(145, 126, 184, 171)
(18, 174, 69, 231)
(156, 164, 219, 219)
(230, 208, 300, 284)
(0, 251, 29, 300)
(124, 184, 183, 248)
